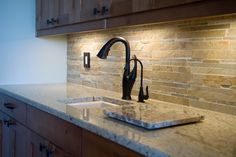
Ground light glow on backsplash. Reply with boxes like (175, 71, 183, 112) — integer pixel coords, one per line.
(67, 14, 236, 115)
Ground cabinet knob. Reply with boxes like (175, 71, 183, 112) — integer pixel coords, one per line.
(93, 8, 101, 15)
(4, 103, 15, 110)
(101, 6, 109, 15)
(47, 18, 59, 25)
(47, 19, 53, 25)
(51, 18, 59, 24)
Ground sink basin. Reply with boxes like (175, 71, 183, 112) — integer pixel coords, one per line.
(61, 96, 132, 109)
(68, 101, 119, 108)
(62, 97, 204, 130)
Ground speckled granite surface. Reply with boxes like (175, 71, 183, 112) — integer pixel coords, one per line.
(103, 103, 204, 130)
(0, 83, 235, 157)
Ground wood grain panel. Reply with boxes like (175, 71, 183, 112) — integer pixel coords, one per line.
(82, 130, 144, 157)
(107, 0, 236, 29)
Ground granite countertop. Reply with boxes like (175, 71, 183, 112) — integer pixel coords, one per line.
(0, 83, 235, 157)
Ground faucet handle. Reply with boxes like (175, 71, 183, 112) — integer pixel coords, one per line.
(138, 86, 149, 103)
(144, 86, 149, 100)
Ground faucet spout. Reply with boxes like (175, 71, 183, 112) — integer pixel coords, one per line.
(97, 37, 131, 75)
(97, 37, 136, 100)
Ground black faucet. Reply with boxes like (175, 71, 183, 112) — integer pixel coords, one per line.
(97, 37, 137, 100)
(130, 56, 149, 103)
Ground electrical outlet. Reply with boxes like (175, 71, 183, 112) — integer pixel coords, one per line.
(84, 52, 90, 68)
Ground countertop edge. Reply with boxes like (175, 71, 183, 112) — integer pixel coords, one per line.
(0, 88, 171, 157)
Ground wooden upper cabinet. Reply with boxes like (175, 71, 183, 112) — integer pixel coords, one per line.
(36, 0, 236, 36)
(36, 0, 79, 30)
(81, 0, 205, 21)
(36, 0, 57, 29)
(80, 0, 133, 22)
(36, 0, 205, 29)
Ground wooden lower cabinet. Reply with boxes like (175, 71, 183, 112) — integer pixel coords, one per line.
(0, 112, 73, 157)
(0, 93, 143, 157)
(27, 106, 82, 157)
(28, 132, 46, 157)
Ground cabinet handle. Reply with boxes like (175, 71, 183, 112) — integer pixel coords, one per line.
(3, 119, 16, 127)
(47, 18, 59, 25)
(4, 103, 15, 110)
(101, 6, 109, 15)
(46, 144, 55, 157)
(51, 18, 59, 24)
(39, 143, 46, 152)
(47, 19, 53, 25)
(93, 8, 101, 15)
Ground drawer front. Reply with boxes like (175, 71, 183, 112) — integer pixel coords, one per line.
(27, 106, 82, 157)
(0, 94, 27, 125)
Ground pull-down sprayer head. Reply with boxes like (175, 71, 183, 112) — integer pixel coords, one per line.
(97, 37, 131, 75)
(96, 37, 136, 100)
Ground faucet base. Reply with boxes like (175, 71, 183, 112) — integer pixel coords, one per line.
(122, 95, 132, 100)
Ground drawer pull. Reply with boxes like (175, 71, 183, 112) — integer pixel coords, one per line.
(47, 19, 53, 25)
(4, 103, 15, 110)
(39, 143, 46, 152)
(93, 8, 101, 15)
(51, 18, 59, 24)
(3, 119, 16, 127)
(46, 18, 59, 25)
(101, 6, 109, 15)
(46, 144, 55, 157)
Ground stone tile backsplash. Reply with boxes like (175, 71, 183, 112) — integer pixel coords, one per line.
(67, 14, 236, 115)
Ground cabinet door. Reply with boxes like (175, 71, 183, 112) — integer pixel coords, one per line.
(80, 0, 204, 23)
(57, 0, 79, 26)
(47, 143, 72, 157)
(107, 0, 133, 18)
(29, 131, 48, 157)
(29, 132, 72, 157)
(36, 0, 58, 29)
(80, 0, 102, 22)
(82, 130, 143, 157)
(36, 0, 78, 30)
(80, 0, 133, 22)
(1, 115, 10, 157)
(1, 114, 29, 157)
